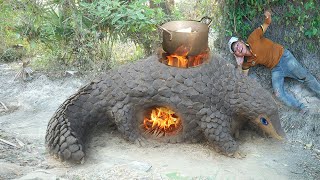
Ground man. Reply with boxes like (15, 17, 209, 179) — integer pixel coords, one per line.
(228, 10, 320, 114)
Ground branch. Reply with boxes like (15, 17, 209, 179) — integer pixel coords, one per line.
(0, 138, 18, 148)
(233, 1, 237, 33)
(0, 101, 8, 111)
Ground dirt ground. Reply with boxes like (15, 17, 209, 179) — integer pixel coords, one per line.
(0, 61, 319, 180)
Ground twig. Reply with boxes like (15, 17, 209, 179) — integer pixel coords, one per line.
(243, 15, 254, 27)
(14, 69, 23, 81)
(0, 101, 8, 111)
(233, 4, 237, 33)
(15, 138, 25, 147)
(0, 138, 18, 148)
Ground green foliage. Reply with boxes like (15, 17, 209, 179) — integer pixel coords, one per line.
(80, 0, 163, 33)
(220, 0, 319, 52)
(0, 1, 27, 62)
(80, 0, 167, 54)
(0, 47, 25, 62)
(223, 0, 270, 38)
(0, 0, 169, 71)
(284, 1, 320, 39)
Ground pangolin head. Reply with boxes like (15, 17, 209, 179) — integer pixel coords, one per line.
(240, 81, 286, 140)
(252, 112, 286, 140)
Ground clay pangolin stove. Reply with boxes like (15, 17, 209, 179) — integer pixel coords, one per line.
(45, 36, 285, 163)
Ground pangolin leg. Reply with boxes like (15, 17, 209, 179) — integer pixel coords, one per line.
(200, 116, 238, 155)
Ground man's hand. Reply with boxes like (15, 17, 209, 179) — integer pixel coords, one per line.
(264, 10, 272, 24)
(234, 55, 244, 66)
(261, 10, 272, 33)
(234, 55, 248, 76)
(264, 10, 271, 20)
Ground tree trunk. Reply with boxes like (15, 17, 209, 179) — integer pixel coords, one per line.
(149, 0, 174, 15)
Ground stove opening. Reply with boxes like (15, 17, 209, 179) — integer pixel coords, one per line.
(158, 46, 210, 68)
(142, 106, 182, 138)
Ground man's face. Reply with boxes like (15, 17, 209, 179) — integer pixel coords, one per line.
(232, 41, 248, 57)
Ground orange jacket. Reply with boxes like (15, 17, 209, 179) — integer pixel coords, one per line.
(242, 19, 284, 70)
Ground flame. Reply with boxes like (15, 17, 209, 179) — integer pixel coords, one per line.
(164, 46, 209, 68)
(143, 107, 181, 136)
(167, 55, 189, 68)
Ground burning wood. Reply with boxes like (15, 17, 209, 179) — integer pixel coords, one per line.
(143, 107, 181, 137)
(160, 46, 210, 68)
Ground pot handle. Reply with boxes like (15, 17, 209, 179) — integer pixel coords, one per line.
(199, 16, 213, 27)
(159, 26, 173, 41)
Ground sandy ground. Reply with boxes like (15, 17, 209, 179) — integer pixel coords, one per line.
(0, 62, 319, 180)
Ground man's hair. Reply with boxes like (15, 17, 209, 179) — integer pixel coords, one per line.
(231, 42, 237, 53)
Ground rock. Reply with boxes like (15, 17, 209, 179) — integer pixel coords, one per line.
(65, 71, 79, 77)
(126, 161, 152, 172)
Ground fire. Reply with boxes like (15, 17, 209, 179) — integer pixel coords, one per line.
(164, 46, 209, 68)
(167, 54, 188, 68)
(143, 107, 181, 137)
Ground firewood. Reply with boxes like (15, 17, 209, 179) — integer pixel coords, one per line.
(0, 138, 18, 148)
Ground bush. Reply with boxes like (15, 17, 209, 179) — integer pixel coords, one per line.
(0, 0, 169, 71)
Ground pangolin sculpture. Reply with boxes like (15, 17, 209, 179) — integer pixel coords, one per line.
(45, 55, 285, 163)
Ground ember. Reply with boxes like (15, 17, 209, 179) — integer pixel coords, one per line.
(143, 107, 182, 137)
